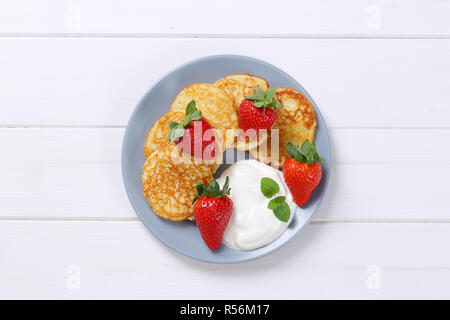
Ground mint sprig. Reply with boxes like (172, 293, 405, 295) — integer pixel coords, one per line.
(287, 140, 324, 165)
(245, 85, 282, 112)
(260, 177, 280, 198)
(267, 195, 291, 222)
(167, 100, 202, 142)
(273, 202, 291, 222)
(268, 196, 286, 209)
(260, 179, 291, 222)
(194, 176, 231, 203)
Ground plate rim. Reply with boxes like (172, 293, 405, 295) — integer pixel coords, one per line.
(121, 54, 332, 264)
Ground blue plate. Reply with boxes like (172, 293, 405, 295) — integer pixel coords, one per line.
(122, 55, 331, 263)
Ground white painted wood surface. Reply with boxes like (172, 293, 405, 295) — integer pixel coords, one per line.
(0, 1, 449, 299)
(1, 0, 450, 37)
(1, 38, 449, 127)
(1, 221, 450, 299)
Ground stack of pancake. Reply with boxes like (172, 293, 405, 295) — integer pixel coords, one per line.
(142, 74, 318, 221)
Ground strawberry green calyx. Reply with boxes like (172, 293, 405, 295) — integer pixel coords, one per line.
(194, 176, 231, 203)
(167, 100, 203, 142)
(245, 85, 282, 112)
(287, 140, 324, 165)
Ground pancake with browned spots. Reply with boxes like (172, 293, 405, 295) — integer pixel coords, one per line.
(169, 83, 237, 149)
(145, 110, 224, 173)
(144, 111, 185, 158)
(214, 74, 269, 111)
(214, 74, 271, 151)
(249, 87, 317, 168)
(142, 147, 214, 221)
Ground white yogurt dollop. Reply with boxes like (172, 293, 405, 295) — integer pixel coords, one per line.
(216, 159, 295, 250)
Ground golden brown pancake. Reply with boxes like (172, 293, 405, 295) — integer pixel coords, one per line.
(234, 128, 271, 152)
(142, 147, 214, 221)
(145, 111, 224, 173)
(144, 111, 185, 158)
(169, 83, 237, 149)
(214, 74, 271, 151)
(249, 87, 317, 168)
(214, 74, 269, 110)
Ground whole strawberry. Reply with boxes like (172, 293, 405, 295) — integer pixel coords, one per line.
(168, 100, 218, 161)
(283, 140, 324, 207)
(193, 177, 233, 250)
(239, 85, 281, 134)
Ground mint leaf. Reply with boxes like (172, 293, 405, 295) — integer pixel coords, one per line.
(260, 176, 291, 223)
(260, 177, 280, 198)
(267, 195, 290, 222)
(186, 100, 196, 115)
(268, 196, 286, 210)
(273, 202, 291, 222)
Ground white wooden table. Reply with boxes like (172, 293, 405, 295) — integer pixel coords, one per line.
(1, 0, 449, 299)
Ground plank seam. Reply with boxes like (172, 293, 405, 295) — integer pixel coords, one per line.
(0, 33, 450, 40)
(1, 217, 450, 223)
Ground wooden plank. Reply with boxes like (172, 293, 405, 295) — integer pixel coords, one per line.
(0, 0, 449, 36)
(1, 128, 449, 220)
(3, 128, 449, 164)
(0, 38, 449, 128)
(1, 220, 449, 299)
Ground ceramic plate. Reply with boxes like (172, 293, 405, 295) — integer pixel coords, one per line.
(122, 55, 331, 263)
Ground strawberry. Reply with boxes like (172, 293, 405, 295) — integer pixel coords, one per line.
(168, 100, 218, 161)
(283, 140, 324, 207)
(193, 177, 233, 250)
(239, 85, 281, 134)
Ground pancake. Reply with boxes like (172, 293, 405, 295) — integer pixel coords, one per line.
(215, 74, 271, 151)
(144, 111, 185, 158)
(145, 110, 224, 173)
(214, 74, 269, 110)
(249, 87, 317, 168)
(234, 128, 271, 151)
(142, 147, 214, 221)
(169, 83, 237, 149)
